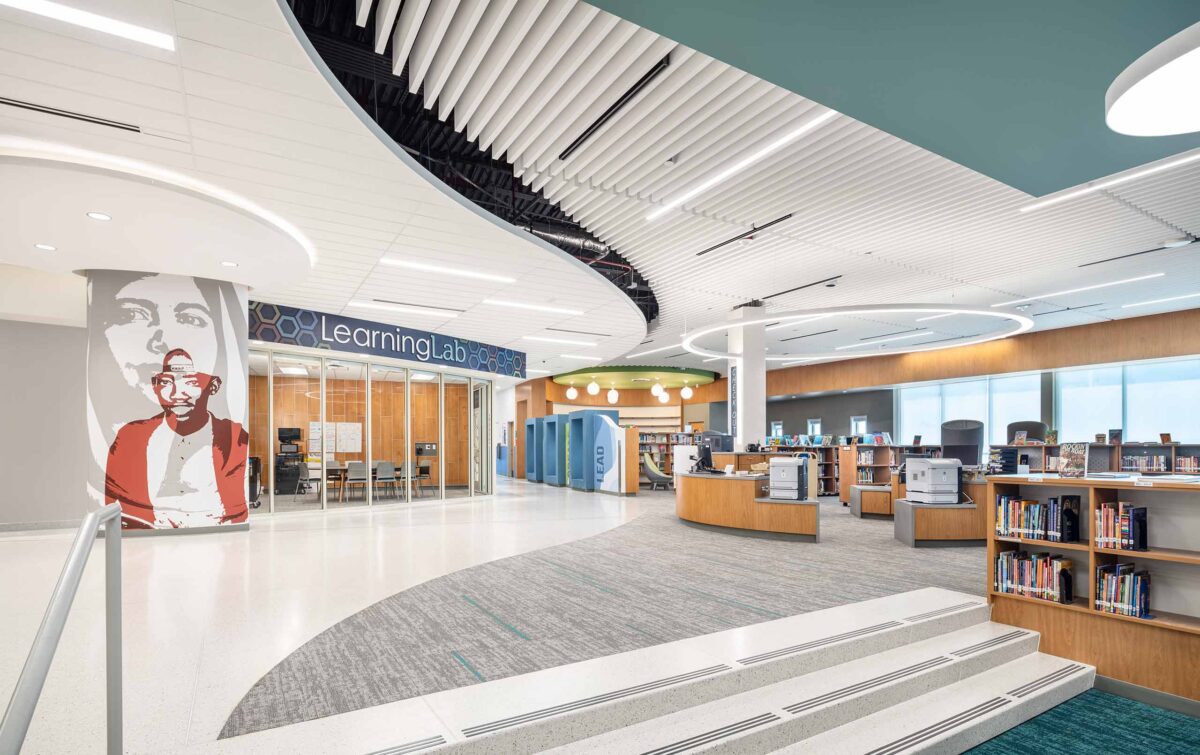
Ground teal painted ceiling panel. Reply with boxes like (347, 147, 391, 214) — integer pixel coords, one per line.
(586, 0, 1200, 197)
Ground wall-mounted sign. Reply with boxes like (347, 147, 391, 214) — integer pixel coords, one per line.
(248, 302, 525, 378)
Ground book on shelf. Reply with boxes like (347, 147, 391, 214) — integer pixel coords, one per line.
(912, 434, 921, 446)
(1095, 433, 1107, 443)
(1095, 501, 1147, 550)
(1094, 563, 1151, 617)
(1160, 432, 1173, 444)
(993, 494, 1081, 543)
(1013, 430, 1028, 445)
(1045, 430, 1058, 445)
(994, 550, 1074, 604)
(1058, 443, 1089, 478)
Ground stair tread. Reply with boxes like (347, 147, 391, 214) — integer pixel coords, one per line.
(780, 652, 1095, 754)
(547, 621, 1038, 754)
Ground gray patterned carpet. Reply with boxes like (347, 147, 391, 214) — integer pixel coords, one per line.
(221, 491, 984, 738)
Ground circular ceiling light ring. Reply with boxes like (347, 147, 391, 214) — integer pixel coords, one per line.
(680, 305, 1034, 362)
(1106, 21, 1200, 136)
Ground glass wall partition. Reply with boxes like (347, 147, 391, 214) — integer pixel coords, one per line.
(325, 360, 368, 508)
(271, 354, 323, 512)
(444, 374, 470, 498)
(1055, 366, 1122, 442)
(371, 365, 410, 503)
(473, 379, 492, 495)
(410, 369, 440, 499)
(247, 350, 270, 514)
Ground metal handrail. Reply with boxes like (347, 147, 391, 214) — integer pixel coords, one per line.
(0, 503, 122, 755)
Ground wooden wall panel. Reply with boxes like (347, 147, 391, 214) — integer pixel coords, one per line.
(444, 382, 469, 487)
(248, 375, 269, 466)
(370, 380, 407, 474)
(411, 382, 441, 486)
(769, 309, 1200, 396)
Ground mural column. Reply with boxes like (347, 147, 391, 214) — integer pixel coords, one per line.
(86, 270, 249, 530)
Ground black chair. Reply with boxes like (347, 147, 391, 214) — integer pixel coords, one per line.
(1007, 421, 1048, 444)
(942, 419, 985, 466)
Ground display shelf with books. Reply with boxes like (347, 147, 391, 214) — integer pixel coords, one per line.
(638, 431, 673, 474)
(986, 475, 1200, 700)
(837, 442, 894, 502)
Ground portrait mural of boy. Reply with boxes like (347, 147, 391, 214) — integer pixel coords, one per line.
(86, 271, 249, 529)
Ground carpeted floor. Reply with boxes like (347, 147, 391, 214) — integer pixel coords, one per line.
(222, 491, 985, 738)
(967, 689, 1200, 754)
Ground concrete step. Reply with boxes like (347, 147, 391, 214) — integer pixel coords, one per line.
(545, 621, 1039, 754)
(781, 651, 1094, 754)
(435, 589, 989, 754)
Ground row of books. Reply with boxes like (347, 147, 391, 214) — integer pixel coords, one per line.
(857, 449, 877, 465)
(1095, 502, 1148, 550)
(994, 551, 1075, 604)
(1120, 454, 1169, 472)
(1179, 456, 1200, 473)
(765, 435, 837, 447)
(994, 495, 1081, 542)
(855, 469, 877, 483)
(1095, 563, 1151, 617)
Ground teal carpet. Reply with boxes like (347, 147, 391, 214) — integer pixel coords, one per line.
(968, 690, 1200, 754)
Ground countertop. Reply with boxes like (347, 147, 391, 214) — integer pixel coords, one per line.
(677, 472, 769, 480)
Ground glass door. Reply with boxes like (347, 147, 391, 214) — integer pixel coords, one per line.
(247, 350, 270, 514)
(443, 374, 470, 498)
(271, 354, 323, 511)
(325, 360, 368, 508)
(370, 365, 409, 504)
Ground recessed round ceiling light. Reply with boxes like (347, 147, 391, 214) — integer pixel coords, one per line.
(86, 211, 112, 221)
(221, 261, 239, 267)
(34, 243, 56, 251)
(1106, 22, 1200, 136)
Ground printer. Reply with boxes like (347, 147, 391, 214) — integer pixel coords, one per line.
(906, 457, 962, 504)
(769, 455, 809, 501)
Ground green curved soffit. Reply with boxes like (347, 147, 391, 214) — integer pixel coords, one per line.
(587, 0, 1200, 196)
(552, 366, 717, 389)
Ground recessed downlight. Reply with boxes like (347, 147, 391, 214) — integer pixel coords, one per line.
(380, 258, 515, 283)
(86, 211, 111, 221)
(221, 261, 238, 268)
(34, 243, 56, 251)
(483, 299, 583, 316)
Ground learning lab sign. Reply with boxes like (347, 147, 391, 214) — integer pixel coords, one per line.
(248, 301, 525, 378)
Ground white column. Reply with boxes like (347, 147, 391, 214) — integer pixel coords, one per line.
(727, 303, 766, 451)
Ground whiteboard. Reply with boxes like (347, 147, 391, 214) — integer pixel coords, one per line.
(336, 422, 362, 453)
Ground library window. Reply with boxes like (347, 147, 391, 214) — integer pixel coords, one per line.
(898, 385, 942, 443)
(807, 418, 821, 435)
(1055, 366, 1122, 442)
(850, 415, 868, 436)
(988, 373, 1041, 445)
(1124, 358, 1200, 443)
(771, 421, 784, 436)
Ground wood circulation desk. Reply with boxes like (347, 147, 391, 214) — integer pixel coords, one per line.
(676, 473, 819, 541)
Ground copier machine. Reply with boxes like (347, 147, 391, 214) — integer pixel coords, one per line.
(906, 457, 962, 504)
(769, 454, 810, 501)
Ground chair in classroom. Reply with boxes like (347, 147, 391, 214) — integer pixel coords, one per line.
(344, 461, 370, 501)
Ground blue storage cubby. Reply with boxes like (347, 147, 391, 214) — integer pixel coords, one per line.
(524, 417, 545, 482)
(542, 414, 569, 486)
(567, 409, 620, 491)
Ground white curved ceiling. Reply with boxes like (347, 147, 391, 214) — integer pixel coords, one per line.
(370, 0, 1200, 370)
(0, 0, 647, 375)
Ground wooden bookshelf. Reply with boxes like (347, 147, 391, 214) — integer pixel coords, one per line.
(990, 441, 1200, 475)
(986, 474, 1200, 700)
(838, 443, 895, 503)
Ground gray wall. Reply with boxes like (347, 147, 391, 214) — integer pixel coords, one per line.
(0, 319, 90, 528)
(766, 389, 894, 437)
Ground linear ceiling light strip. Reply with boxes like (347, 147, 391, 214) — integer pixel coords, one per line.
(558, 55, 671, 162)
(0, 96, 140, 132)
(763, 276, 843, 300)
(695, 213, 795, 257)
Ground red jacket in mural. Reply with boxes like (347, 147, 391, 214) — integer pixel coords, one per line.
(104, 412, 249, 528)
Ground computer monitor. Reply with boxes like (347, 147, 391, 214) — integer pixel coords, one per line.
(277, 427, 301, 442)
(696, 445, 714, 470)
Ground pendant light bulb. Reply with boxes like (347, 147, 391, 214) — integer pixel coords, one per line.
(565, 385, 578, 400)
(607, 387, 619, 404)
(680, 384, 694, 399)
(650, 382, 663, 396)
(586, 380, 600, 396)
(658, 389, 670, 403)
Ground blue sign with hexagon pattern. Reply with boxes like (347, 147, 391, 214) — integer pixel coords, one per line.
(248, 301, 525, 378)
